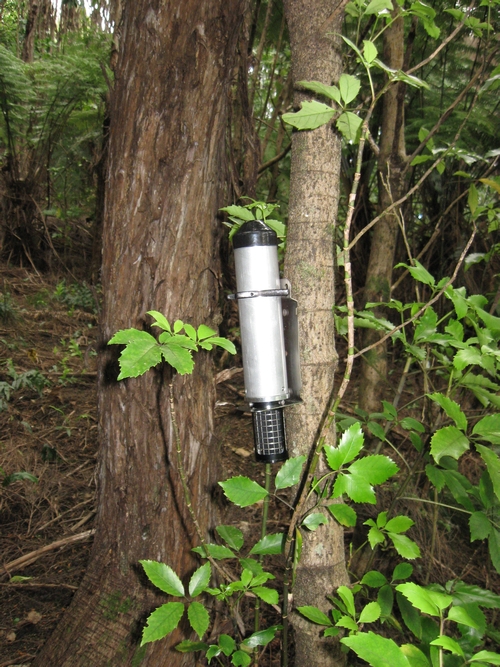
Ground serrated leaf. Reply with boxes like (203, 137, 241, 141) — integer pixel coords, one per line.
(473, 415, 500, 445)
(216, 525, 244, 551)
(297, 605, 332, 626)
(447, 604, 485, 630)
(141, 602, 184, 645)
(367, 526, 386, 548)
(337, 586, 356, 617)
(275, 455, 306, 489)
(282, 101, 335, 130)
(341, 631, 410, 667)
(425, 464, 446, 491)
(175, 640, 209, 653)
(298, 80, 341, 104)
(392, 563, 413, 581)
(249, 533, 284, 555)
(359, 601, 381, 624)
(336, 615, 358, 631)
(395, 260, 435, 286)
(453, 347, 484, 372)
(252, 586, 279, 604)
(147, 311, 171, 331)
(339, 74, 361, 105)
(325, 422, 364, 470)
(219, 634, 236, 656)
(241, 626, 281, 649)
(427, 393, 467, 431)
(334, 455, 398, 503)
(324, 626, 341, 637)
(386, 516, 414, 534)
(110, 331, 162, 380)
(363, 40, 378, 63)
(197, 324, 217, 341)
(397, 592, 422, 638)
(232, 650, 252, 666)
(302, 513, 329, 531)
(469, 511, 492, 541)
(367, 420, 386, 440)
(399, 417, 425, 433)
(396, 583, 452, 616)
(220, 205, 255, 221)
(189, 562, 211, 597)
(389, 533, 421, 560)
(183, 323, 197, 341)
(219, 476, 268, 507)
(475, 445, 500, 502)
(378, 585, 394, 618)
(361, 571, 388, 588)
(470, 651, 500, 664)
(187, 601, 209, 639)
(202, 336, 236, 354)
(489, 528, 500, 573)
(327, 503, 357, 527)
(451, 582, 500, 610)
(400, 644, 430, 667)
(160, 343, 194, 375)
(140, 560, 185, 596)
(365, 0, 393, 13)
(337, 111, 363, 142)
(430, 427, 469, 464)
(430, 635, 464, 657)
(192, 544, 235, 560)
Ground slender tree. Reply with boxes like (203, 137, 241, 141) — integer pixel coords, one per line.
(32, 0, 245, 665)
(283, 0, 349, 665)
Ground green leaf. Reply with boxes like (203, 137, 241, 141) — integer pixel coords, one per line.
(341, 632, 410, 667)
(189, 562, 211, 597)
(275, 455, 306, 490)
(469, 511, 492, 541)
(473, 415, 500, 445)
(399, 417, 425, 433)
(475, 445, 500, 502)
(241, 626, 281, 649)
(396, 583, 452, 617)
(339, 74, 361, 105)
(427, 393, 467, 431)
(252, 586, 279, 604)
(334, 455, 398, 503)
(110, 330, 162, 380)
(160, 343, 195, 375)
(249, 533, 284, 555)
(302, 513, 329, 531)
(453, 347, 484, 372)
(2, 471, 38, 485)
(297, 605, 332, 626)
(378, 584, 394, 618)
(187, 601, 209, 640)
(192, 544, 235, 560)
(183, 323, 197, 341)
(219, 634, 236, 656)
(298, 80, 341, 104)
(367, 420, 386, 440)
(385, 516, 414, 534)
(392, 563, 413, 581)
(361, 571, 388, 588)
(337, 111, 363, 143)
(232, 649, 252, 666)
(447, 605, 485, 631)
(395, 260, 435, 286)
(367, 525, 386, 549)
(219, 476, 268, 507)
(336, 616, 358, 631)
(140, 560, 185, 597)
(363, 40, 378, 63)
(489, 528, 500, 573)
(325, 422, 364, 470)
(430, 636, 464, 657)
(389, 534, 421, 560)
(200, 336, 236, 354)
(327, 503, 357, 527)
(397, 592, 422, 639)
(282, 101, 335, 130)
(216, 525, 244, 551)
(147, 310, 171, 332)
(141, 602, 185, 645)
(430, 426, 469, 464)
(469, 651, 500, 664)
(337, 586, 356, 617)
(220, 205, 255, 221)
(400, 644, 430, 667)
(175, 640, 209, 653)
(364, 0, 393, 14)
(469, 183, 479, 217)
(359, 602, 381, 624)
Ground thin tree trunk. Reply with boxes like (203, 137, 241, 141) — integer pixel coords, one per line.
(32, 1, 245, 665)
(283, 1, 348, 665)
(359, 7, 407, 415)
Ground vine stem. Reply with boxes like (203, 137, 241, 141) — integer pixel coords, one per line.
(253, 464, 272, 666)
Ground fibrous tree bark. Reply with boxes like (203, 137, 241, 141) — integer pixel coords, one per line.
(32, 0, 245, 665)
(283, 1, 349, 665)
(359, 7, 407, 415)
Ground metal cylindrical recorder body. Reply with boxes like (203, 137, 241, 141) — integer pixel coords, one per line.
(231, 220, 301, 464)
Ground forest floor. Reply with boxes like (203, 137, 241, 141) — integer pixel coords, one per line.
(0, 264, 498, 666)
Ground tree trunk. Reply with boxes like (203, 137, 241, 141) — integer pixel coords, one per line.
(283, 1, 348, 665)
(359, 8, 407, 415)
(32, 1, 244, 666)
